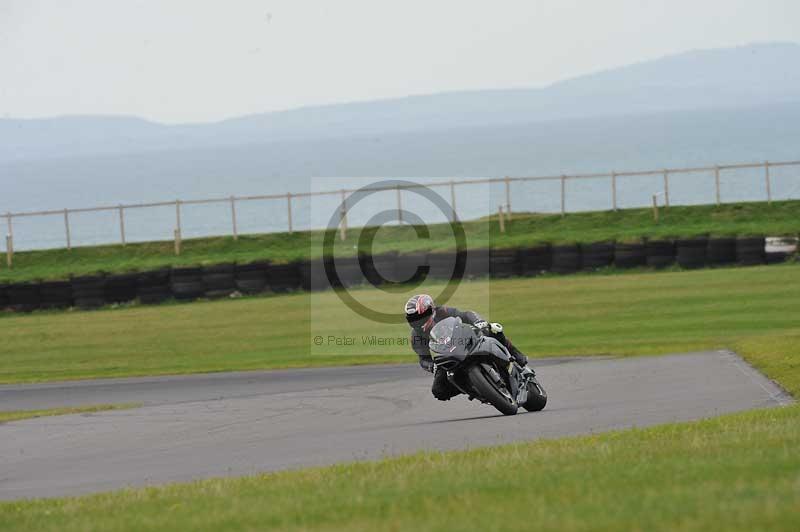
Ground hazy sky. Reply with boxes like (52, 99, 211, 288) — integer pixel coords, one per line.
(2, 0, 799, 123)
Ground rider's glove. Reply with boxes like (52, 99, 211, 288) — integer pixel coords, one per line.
(474, 320, 489, 331)
(490, 322, 504, 334)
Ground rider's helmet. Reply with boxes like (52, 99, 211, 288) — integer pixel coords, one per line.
(405, 294, 435, 331)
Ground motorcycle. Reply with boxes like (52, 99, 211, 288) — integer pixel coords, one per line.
(429, 316, 547, 416)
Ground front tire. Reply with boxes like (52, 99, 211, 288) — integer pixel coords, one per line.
(522, 378, 547, 412)
(467, 364, 518, 416)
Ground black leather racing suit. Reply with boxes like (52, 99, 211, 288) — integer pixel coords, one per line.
(410, 306, 528, 401)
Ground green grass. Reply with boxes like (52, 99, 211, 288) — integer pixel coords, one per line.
(1, 262, 798, 530)
(1, 262, 799, 383)
(1, 200, 799, 283)
(0, 404, 140, 424)
(0, 338, 797, 531)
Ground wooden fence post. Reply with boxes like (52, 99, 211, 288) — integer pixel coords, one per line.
(504, 176, 511, 219)
(611, 172, 617, 211)
(450, 180, 457, 221)
(230, 196, 238, 240)
(663, 170, 670, 208)
(118, 205, 126, 245)
(286, 193, 293, 234)
(498, 205, 506, 233)
(339, 189, 348, 241)
(63, 209, 72, 250)
(652, 195, 659, 223)
(764, 161, 772, 204)
(174, 200, 182, 254)
(174, 229, 181, 256)
(5, 235, 12, 268)
(714, 165, 721, 206)
(396, 185, 403, 223)
(560, 175, 566, 217)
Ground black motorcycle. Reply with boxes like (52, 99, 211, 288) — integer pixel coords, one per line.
(429, 317, 547, 416)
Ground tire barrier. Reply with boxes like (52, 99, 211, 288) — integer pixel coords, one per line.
(765, 237, 798, 265)
(137, 269, 171, 305)
(427, 251, 457, 280)
(551, 244, 581, 274)
(581, 242, 614, 270)
(645, 240, 675, 269)
(334, 256, 367, 288)
(614, 242, 646, 269)
(364, 252, 398, 286)
(735, 236, 765, 266)
(235, 261, 270, 294)
(676, 237, 708, 269)
(0, 233, 795, 313)
(464, 248, 490, 279)
(104, 273, 138, 304)
(707, 237, 737, 266)
(40, 281, 73, 309)
(7, 282, 41, 312)
(267, 262, 302, 293)
(519, 245, 552, 276)
(202, 263, 236, 299)
(490, 248, 519, 278)
(170, 267, 205, 301)
(71, 275, 107, 309)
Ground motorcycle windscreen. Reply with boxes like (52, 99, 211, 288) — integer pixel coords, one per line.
(429, 316, 478, 360)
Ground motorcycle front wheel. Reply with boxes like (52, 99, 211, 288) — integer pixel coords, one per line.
(467, 364, 518, 416)
(522, 378, 547, 412)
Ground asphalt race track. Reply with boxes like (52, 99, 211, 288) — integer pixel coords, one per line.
(0, 351, 791, 501)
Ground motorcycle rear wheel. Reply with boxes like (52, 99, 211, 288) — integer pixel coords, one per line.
(467, 364, 518, 416)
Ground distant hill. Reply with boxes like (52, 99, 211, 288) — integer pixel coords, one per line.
(2, 42, 799, 163)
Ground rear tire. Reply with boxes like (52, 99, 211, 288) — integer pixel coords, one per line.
(522, 379, 548, 412)
(467, 364, 518, 416)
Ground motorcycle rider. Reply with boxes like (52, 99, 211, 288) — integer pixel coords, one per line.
(405, 294, 532, 401)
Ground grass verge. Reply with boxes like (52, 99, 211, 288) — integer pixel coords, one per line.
(0, 404, 140, 424)
(1, 263, 798, 383)
(0, 337, 796, 530)
(1, 199, 798, 283)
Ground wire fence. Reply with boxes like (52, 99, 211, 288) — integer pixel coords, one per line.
(3, 159, 799, 260)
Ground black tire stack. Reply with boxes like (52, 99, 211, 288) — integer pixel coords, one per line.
(735, 236, 765, 266)
(365, 252, 399, 285)
(137, 269, 171, 304)
(707, 237, 737, 266)
(519, 245, 551, 276)
(489, 248, 519, 278)
(71, 275, 106, 309)
(0, 283, 8, 310)
(235, 261, 270, 295)
(645, 240, 675, 268)
(551, 244, 581, 274)
(394, 252, 428, 284)
(427, 251, 457, 280)
(104, 273, 138, 304)
(7, 283, 41, 312)
(268, 262, 302, 293)
(581, 242, 614, 270)
(333, 256, 366, 288)
(40, 281, 73, 309)
(614, 242, 646, 269)
(202, 263, 236, 299)
(170, 267, 205, 301)
(464, 248, 490, 279)
(676, 238, 708, 269)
